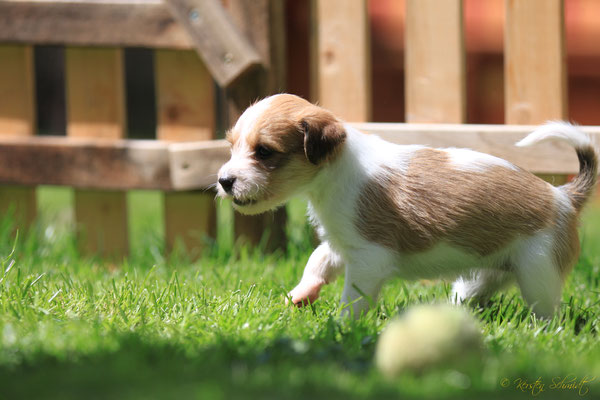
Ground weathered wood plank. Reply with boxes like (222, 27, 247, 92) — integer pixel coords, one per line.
(155, 50, 215, 142)
(505, 0, 566, 124)
(169, 139, 229, 190)
(65, 47, 128, 257)
(154, 49, 217, 254)
(0, 0, 193, 49)
(405, 0, 465, 123)
(505, 0, 567, 184)
(312, 0, 370, 122)
(353, 123, 599, 175)
(164, 0, 262, 87)
(0, 45, 37, 228)
(0, 136, 171, 190)
(224, 0, 287, 250)
(0, 123, 595, 191)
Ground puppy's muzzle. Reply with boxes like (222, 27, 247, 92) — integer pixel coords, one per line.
(218, 176, 236, 194)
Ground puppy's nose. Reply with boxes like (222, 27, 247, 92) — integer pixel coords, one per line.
(218, 176, 236, 193)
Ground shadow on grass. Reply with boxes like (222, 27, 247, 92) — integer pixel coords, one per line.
(0, 334, 561, 400)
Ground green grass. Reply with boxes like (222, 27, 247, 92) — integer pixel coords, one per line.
(0, 187, 599, 399)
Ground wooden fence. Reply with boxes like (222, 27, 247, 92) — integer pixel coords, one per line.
(0, 0, 598, 258)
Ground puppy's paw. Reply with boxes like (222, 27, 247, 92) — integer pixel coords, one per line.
(286, 281, 323, 307)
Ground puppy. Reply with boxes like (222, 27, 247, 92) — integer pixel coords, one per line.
(217, 94, 598, 318)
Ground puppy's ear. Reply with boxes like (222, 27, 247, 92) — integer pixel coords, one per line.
(301, 111, 346, 165)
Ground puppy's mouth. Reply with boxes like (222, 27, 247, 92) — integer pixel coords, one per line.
(233, 197, 258, 206)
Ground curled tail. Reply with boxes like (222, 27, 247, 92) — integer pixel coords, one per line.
(516, 121, 598, 211)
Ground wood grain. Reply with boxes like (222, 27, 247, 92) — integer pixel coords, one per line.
(164, 0, 262, 87)
(0, 45, 37, 229)
(505, 0, 567, 184)
(505, 0, 566, 124)
(0, 136, 171, 190)
(405, 0, 465, 123)
(0, 0, 193, 49)
(0, 123, 595, 190)
(352, 122, 599, 175)
(312, 0, 371, 122)
(224, 0, 287, 251)
(155, 49, 217, 254)
(65, 47, 128, 257)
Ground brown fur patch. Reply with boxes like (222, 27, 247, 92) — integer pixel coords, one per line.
(356, 148, 555, 256)
(229, 94, 346, 165)
(565, 145, 598, 211)
(552, 212, 580, 278)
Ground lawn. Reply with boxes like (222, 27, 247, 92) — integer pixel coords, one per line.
(0, 187, 598, 399)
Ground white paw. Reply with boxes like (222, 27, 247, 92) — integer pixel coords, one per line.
(286, 280, 323, 307)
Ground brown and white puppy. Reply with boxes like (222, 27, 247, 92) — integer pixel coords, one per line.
(217, 94, 598, 318)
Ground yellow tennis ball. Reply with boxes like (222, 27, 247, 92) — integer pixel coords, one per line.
(375, 304, 484, 378)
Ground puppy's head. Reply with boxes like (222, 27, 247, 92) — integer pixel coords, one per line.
(217, 94, 346, 215)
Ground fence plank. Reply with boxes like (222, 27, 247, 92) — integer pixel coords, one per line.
(0, 0, 193, 49)
(505, 0, 567, 184)
(225, 0, 287, 251)
(0, 45, 37, 228)
(65, 47, 128, 257)
(0, 124, 597, 190)
(155, 49, 216, 255)
(313, 0, 371, 122)
(164, 0, 262, 87)
(405, 0, 465, 123)
(505, 0, 566, 125)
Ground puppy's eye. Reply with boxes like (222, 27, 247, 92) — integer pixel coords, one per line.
(255, 145, 274, 160)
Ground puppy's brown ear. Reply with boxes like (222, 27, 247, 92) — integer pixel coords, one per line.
(301, 111, 346, 165)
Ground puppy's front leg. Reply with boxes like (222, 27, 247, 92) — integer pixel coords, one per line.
(340, 263, 388, 318)
(288, 242, 343, 307)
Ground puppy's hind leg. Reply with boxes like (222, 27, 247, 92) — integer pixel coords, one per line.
(512, 232, 563, 319)
(452, 269, 514, 305)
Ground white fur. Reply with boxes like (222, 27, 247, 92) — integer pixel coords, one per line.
(219, 97, 575, 318)
(218, 95, 281, 205)
(298, 126, 567, 317)
(217, 141, 267, 203)
(516, 121, 592, 149)
(446, 148, 518, 172)
(234, 95, 279, 137)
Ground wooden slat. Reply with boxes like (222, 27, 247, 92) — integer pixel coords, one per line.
(313, 0, 371, 122)
(169, 139, 230, 189)
(0, 45, 36, 228)
(352, 123, 599, 175)
(405, 0, 465, 123)
(0, 136, 171, 190)
(505, 0, 566, 124)
(225, 0, 287, 251)
(65, 47, 128, 257)
(0, 0, 193, 49)
(164, 0, 262, 87)
(155, 49, 217, 254)
(505, 0, 567, 184)
(0, 123, 595, 191)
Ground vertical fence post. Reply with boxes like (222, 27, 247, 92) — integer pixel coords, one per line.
(65, 47, 128, 258)
(505, 0, 566, 183)
(225, 0, 288, 251)
(0, 45, 37, 229)
(405, 0, 465, 123)
(313, 0, 371, 122)
(155, 49, 217, 256)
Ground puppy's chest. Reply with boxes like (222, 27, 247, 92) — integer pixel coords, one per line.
(308, 197, 365, 251)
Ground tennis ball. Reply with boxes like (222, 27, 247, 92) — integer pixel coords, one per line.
(375, 304, 484, 378)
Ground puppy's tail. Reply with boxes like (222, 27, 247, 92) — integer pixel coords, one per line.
(516, 121, 598, 211)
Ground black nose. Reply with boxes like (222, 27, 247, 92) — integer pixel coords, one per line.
(218, 176, 236, 193)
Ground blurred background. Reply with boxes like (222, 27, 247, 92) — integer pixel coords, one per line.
(34, 0, 600, 140)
